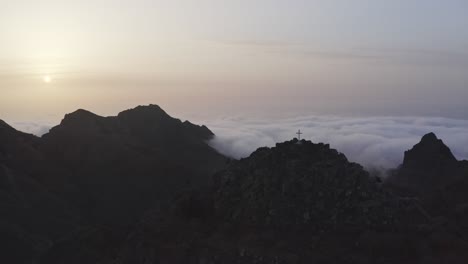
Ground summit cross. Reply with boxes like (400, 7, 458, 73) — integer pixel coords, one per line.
(296, 129, 302, 140)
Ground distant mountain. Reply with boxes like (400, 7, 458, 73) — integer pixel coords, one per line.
(387, 132, 468, 233)
(41, 105, 227, 226)
(387, 132, 464, 194)
(0, 105, 227, 263)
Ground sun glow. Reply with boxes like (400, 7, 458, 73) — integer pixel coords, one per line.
(43, 76, 51, 83)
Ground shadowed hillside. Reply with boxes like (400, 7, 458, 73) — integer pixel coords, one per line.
(0, 105, 227, 263)
(1, 107, 468, 264)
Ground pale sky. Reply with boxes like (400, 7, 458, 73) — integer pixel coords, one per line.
(1, 0, 468, 124)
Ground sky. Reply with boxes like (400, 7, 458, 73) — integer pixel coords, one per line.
(1, 0, 468, 124)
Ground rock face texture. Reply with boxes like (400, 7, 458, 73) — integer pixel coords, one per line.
(213, 139, 397, 230)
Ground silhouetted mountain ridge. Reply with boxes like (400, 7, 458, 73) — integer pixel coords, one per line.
(402, 132, 457, 170)
(388, 132, 467, 196)
(1, 109, 468, 264)
(0, 105, 227, 263)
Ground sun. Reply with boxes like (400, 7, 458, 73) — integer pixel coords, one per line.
(43, 75, 51, 83)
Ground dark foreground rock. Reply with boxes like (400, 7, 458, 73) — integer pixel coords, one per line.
(2, 109, 468, 264)
(0, 105, 227, 263)
(106, 138, 468, 264)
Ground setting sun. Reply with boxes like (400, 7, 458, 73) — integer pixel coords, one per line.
(43, 76, 51, 83)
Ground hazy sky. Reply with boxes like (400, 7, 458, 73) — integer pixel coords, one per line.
(1, 0, 468, 124)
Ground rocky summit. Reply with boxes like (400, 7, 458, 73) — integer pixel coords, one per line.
(213, 139, 397, 230)
(387, 132, 468, 238)
(388, 132, 468, 196)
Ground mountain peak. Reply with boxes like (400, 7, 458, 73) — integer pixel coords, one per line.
(213, 139, 393, 229)
(117, 104, 170, 120)
(61, 109, 100, 124)
(402, 132, 457, 170)
(420, 132, 438, 143)
(0, 119, 15, 131)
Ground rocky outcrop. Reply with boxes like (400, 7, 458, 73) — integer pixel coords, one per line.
(389, 132, 462, 194)
(387, 132, 468, 199)
(40, 105, 227, 227)
(385, 132, 468, 243)
(387, 133, 468, 193)
(403, 132, 457, 167)
(0, 105, 227, 263)
(213, 139, 398, 230)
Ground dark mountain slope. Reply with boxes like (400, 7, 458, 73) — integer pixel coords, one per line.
(3, 111, 468, 264)
(0, 121, 80, 263)
(0, 119, 43, 169)
(108, 139, 468, 264)
(386, 132, 468, 235)
(0, 105, 227, 263)
(386, 132, 463, 195)
(40, 105, 227, 226)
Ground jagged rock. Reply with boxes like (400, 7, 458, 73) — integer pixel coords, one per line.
(385, 132, 468, 240)
(213, 139, 397, 230)
(402, 132, 457, 171)
(40, 105, 227, 227)
(387, 132, 468, 192)
(387, 132, 466, 195)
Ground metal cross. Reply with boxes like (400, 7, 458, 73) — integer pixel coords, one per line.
(296, 129, 302, 140)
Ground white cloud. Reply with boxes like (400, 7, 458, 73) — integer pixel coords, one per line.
(12, 114, 468, 170)
(12, 121, 52, 136)
(204, 115, 468, 169)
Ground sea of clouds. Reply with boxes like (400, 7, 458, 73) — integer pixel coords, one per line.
(12, 121, 54, 137)
(204, 115, 468, 169)
(12, 115, 468, 170)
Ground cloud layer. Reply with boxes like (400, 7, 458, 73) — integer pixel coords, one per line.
(204, 115, 468, 169)
(12, 121, 53, 136)
(12, 115, 468, 170)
